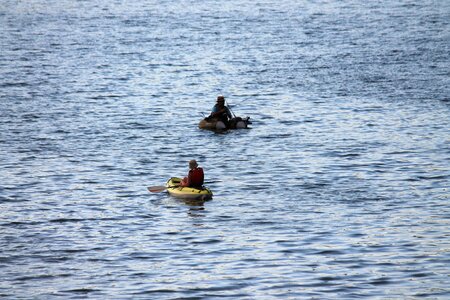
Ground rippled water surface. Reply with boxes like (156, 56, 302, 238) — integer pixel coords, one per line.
(1, 0, 449, 298)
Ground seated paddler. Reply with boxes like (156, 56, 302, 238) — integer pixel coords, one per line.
(207, 95, 233, 127)
(180, 159, 204, 188)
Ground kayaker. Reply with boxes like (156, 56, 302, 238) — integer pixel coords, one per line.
(208, 95, 233, 126)
(180, 159, 204, 188)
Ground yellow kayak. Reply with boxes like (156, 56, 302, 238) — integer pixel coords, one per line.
(166, 177, 213, 200)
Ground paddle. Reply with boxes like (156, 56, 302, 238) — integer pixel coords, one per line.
(225, 100, 237, 118)
(147, 185, 180, 193)
(147, 186, 167, 192)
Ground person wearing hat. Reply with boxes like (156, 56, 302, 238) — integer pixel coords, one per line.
(208, 95, 233, 127)
(180, 159, 204, 188)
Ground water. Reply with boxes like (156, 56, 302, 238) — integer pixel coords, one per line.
(1, 0, 449, 298)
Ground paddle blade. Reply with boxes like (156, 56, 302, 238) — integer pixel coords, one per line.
(147, 186, 167, 193)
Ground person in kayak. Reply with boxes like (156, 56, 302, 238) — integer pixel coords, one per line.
(180, 159, 204, 188)
(208, 95, 233, 127)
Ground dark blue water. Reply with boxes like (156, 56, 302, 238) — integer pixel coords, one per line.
(1, 0, 449, 298)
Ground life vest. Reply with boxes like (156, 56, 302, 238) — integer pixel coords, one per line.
(188, 167, 204, 187)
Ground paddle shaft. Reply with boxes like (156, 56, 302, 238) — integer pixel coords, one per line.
(226, 100, 237, 118)
(148, 185, 180, 193)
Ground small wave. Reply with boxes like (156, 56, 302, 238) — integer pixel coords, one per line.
(61, 288, 101, 294)
(316, 249, 345, 255)
(369, 277, 393, 286)
(14, 273, 71, 281)
(191, 238, 222, 245)
(416, 174, 449, 180)
(1, 82, 29, 88)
